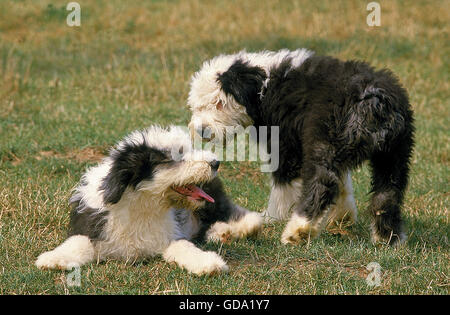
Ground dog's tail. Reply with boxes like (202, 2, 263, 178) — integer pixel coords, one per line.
(346, 65, 414, 149)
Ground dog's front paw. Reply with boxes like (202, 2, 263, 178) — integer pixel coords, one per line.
(35, 235, 94, 270)
(233, 212, 263, 238)
(190, 251, 229, 276)
(206, 222, 233, 243)
(206, 212, 263, 243)
(281, 214, 320, 245)
(163, 240, 229, 276)
(35, 251, 74, 270)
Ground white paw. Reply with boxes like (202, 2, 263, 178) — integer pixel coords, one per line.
(233, 212, 263, 238)
(190, 251, 229, 276)
(281, 214, 312, 244)
(206, 212, 263, 243)
(35, 235, 94, 270)
(35, 250, 76, 270)
(281, 213, 324, 244)
(163, 239, 229, 276)
(206, 222, 233, 243)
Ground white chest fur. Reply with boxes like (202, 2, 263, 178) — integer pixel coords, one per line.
(96, 191, 176, 260)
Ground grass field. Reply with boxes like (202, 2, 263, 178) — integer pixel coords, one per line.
(0, 0, 448, 294)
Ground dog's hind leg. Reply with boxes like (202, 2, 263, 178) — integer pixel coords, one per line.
(206, 205, 263, 243)
(327, 171, 358, 227)
(369, 137, 413, 246)
(35, 235, 95, 270)
(162, 239, 228, 275)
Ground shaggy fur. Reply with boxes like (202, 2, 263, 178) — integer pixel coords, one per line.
(188, 49, 357, 226)
(36, 126, 262, 275)
(188, 50, 414, 245)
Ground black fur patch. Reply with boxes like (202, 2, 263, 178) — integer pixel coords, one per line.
(217, 60, 266, 120)
(100, 137, 170, 204)
(68, 195, 108, 240)
(191, 177, 246, 243)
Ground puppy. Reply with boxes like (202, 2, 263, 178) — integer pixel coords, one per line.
(187, 49, 414, 246)
(36, 126, 262, 275)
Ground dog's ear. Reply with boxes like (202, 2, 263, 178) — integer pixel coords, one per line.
(100, 143, 167, 204)
(217, 60, 266, 110)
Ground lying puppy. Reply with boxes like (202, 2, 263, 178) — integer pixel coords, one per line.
(35, 125, 262, 275)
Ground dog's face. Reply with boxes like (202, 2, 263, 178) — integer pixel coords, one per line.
(187, 55, 266, 143)
(100, 126, 220, 210)
(153, 148, 220, 210)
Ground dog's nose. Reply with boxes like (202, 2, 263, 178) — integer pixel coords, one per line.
(209, 160, 220, 171)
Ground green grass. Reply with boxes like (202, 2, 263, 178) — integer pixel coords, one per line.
(0, 0, 448, 294)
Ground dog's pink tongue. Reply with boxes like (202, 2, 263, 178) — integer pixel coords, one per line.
(189, 185, 215, 203)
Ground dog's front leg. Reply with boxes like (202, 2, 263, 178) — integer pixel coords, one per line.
(206, 207, 262, 243)
(327, 171, 358, 226)
(35, 235, 95, 270)
(281, 161, 340, 244)
(162, 239, 228, 275)
(263, 177, 303, 222)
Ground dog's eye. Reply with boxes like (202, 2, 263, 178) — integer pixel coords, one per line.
(216, 101, 223, 110)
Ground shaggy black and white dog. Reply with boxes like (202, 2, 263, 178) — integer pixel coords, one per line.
(36, 126, 262, 275)
(188, 49, 414, 246)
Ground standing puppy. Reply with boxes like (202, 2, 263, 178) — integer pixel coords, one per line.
(188, 50, 414, 245)
(36, 126, 262, 275)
